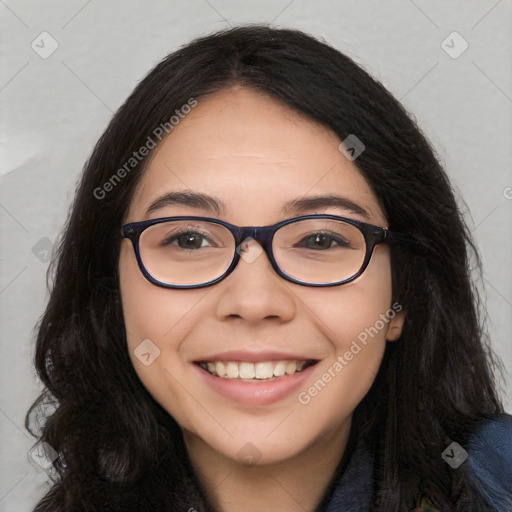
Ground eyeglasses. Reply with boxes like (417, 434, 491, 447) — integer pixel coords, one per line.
(121, 214, 390, 289)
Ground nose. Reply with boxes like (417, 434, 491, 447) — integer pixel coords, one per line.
(214, 237, 296, 323)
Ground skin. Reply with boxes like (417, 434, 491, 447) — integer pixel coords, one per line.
(119, 86, 404, 512)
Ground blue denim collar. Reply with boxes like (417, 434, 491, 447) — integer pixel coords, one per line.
(322, 413, 512, 512)
(323, 437, 373, 512)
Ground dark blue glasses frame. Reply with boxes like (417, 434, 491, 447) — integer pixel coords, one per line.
(121, 214, 391, 289)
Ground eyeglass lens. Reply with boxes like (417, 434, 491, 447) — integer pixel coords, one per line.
(138, 218, 367, 286)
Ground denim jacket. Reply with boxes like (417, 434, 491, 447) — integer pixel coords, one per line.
(322, 414, 512, 512)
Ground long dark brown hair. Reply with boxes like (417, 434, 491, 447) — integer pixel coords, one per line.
(26, 25, 504, 511)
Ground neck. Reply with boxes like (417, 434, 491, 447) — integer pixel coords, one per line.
(184, 421, 352, 512)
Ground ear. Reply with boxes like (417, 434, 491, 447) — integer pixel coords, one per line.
(386, 311, 405, 342)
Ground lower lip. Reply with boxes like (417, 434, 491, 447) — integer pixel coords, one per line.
(193, 363, 318, 406)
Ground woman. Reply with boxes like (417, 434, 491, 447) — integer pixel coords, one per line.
(26, 26, 512, 511)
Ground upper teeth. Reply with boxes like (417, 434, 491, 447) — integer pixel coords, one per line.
(200, 360, 309, 380)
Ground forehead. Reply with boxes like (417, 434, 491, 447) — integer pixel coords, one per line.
(128, 86, 386, 225)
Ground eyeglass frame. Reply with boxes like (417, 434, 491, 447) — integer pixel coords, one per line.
(121, 213, 391, 289)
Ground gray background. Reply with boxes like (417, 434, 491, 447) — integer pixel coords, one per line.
(1, 1, 511, 509)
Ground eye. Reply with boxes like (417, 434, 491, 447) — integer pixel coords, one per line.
(161, 231, 214, 250)
(296, 232, 352, 250)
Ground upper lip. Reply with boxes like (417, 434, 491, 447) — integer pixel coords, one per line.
(194, 350, 319, 363)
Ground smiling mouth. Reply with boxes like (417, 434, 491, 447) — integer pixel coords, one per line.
(196, 359, 318, 382)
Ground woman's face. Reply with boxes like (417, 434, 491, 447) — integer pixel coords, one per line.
(119, 86, 403, 465)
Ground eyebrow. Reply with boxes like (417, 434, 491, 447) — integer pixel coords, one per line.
(146, 191, 227, 216)
(145, 191, 369, 219)
(281, 195, 369, 219)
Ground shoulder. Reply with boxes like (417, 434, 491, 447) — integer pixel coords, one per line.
(465, 413, 512, 511)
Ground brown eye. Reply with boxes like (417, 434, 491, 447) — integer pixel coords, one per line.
(161, 231, 211, 250)
(296, 233, 351, 250)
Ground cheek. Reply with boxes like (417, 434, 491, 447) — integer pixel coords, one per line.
(295, 246, 393, 411)
(118, 242, 208, 427)
(119, 241, 212, 341)
(120, 241, 178, 343)
(305, 245, 393, 346)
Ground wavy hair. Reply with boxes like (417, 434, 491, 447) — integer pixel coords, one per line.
(26, 25, 504, 511)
